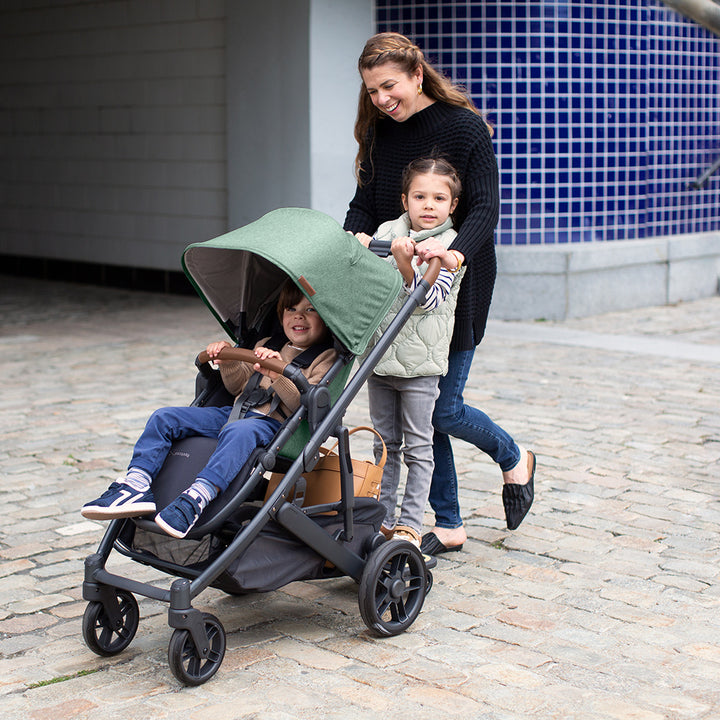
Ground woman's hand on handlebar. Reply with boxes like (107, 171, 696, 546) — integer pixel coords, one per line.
(415, 238, 463, 271)
(353, 231, 374, 248)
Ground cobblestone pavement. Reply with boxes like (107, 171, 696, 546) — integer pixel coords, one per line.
(1, 274, 719, 720)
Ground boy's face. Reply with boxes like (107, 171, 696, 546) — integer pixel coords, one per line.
(282, 296, 326, 348)
(402, 172, 458, 232)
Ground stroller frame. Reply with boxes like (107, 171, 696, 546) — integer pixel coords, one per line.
(81, 208, 441, 685)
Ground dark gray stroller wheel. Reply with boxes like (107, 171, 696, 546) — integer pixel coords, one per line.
(168, 612, 226, 686)
(358, 539, 428, 637)
(82, 590, 139, 656)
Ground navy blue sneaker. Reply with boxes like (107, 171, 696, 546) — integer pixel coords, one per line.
(81, 481, 156, 520)
(154, 489, 205, 539)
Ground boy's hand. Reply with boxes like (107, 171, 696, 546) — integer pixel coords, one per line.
(206, 340, 232, 365)
(253, 346, 282, 379)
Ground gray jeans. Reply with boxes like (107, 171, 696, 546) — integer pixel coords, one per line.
(367, 373, 440, 534)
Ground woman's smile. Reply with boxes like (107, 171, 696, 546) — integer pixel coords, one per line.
(361, 62, 432, 122)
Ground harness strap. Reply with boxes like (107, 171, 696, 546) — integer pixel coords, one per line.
(225, 372, 275, 423)
(224, 334, 334, 425)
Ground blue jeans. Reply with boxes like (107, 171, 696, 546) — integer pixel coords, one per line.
(129, 406, 281, 493)
(428, 349, 520, 529)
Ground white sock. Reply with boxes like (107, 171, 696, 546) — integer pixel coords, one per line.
(185, 478, 218, 510)
(121, 468, 152, 492)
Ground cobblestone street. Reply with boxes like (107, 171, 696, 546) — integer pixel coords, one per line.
(1, 275, 719, 719)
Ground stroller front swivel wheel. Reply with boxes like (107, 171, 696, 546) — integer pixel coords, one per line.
(82, 590, 139, 656)
(168, 612, 226, 686)
(358, 539, 428, 637)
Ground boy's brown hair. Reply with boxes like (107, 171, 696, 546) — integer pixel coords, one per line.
(276, 280, 305, 321)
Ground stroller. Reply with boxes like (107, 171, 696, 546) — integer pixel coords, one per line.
(81, 208, 442, 685)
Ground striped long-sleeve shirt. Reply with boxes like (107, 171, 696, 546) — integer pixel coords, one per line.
(403, 262, 457, 311)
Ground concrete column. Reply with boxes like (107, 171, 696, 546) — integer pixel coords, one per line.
(227, 0, 372, 229)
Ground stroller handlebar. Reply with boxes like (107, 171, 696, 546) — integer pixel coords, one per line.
(197, 347, 288, 376)
(422, 257, 442, 286)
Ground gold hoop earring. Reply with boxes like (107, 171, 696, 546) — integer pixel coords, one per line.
(417, 85, 423, 95)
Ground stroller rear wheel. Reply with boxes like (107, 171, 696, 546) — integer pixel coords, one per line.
(358, 539, 428, 637)
(168, 612, 226, 686)
(82, 590, 139, 656)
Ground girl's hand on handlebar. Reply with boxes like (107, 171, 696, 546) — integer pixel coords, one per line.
(391, 235, 415, 262)
(391, 236, 416, 285)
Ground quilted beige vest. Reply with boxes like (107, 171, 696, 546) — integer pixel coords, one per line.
(366, 213, 465, 377)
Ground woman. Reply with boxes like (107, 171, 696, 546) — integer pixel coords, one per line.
(344, 32, 536, 554)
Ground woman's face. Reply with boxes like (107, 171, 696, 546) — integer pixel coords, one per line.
(361, 62, 430, 122)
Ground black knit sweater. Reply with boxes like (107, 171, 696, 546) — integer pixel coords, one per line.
(343, 101, 499, 351)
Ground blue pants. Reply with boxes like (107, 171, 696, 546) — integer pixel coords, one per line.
(129, 406, 281, 493)
(427, 349, 520, 529)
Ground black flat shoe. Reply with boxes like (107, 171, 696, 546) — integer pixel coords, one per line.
(502, 450, 535, 530)
(420, 531, 464, 555)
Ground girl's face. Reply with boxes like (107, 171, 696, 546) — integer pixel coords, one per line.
(402, 173, 459, 232)
(282, 296, 326, 348)
(361, 62, 431, 122)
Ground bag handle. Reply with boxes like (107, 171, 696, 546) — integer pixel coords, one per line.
(325, 426, 387, 469)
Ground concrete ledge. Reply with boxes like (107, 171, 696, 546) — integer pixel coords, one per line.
(491, 232, 720, 320)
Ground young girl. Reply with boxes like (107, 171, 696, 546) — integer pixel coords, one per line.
(356, 157, 465, 547)
(82, 280, 337, 538)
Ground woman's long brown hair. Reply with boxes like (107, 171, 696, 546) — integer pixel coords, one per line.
(354, 32, 490, 182)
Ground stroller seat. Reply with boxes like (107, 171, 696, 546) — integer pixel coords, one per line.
(131, 436, 270, 540)
(129, 332, 355, 540)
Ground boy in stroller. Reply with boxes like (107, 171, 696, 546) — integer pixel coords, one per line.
(81, 279, 337, 538)
(80, 208, 444, 686)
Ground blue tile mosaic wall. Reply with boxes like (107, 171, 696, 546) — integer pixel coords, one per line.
(376, 0, 720, 245)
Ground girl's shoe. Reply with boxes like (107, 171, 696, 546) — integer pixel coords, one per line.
(81, 481, 156, 520)
(393, 525, 421, 548)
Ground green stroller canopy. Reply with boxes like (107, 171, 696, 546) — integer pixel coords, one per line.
(182, 208, 402, 356)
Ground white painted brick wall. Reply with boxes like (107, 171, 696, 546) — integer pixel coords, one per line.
(0, 0, 227, 271)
